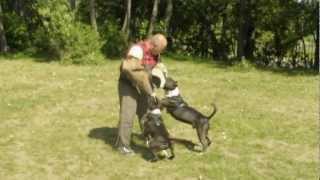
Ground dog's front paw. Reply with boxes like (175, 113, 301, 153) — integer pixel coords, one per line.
(150, 157, 158, 162)
(207, 137, 212, 146)
(193, 145, 203, 152)
(168, 155, 175, 160)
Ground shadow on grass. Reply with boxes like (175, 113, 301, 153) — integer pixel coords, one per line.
(254, 65, 318, 77)
(165, 53, 231, 69)
(0, 51, 57, 63)
(88, 126, 154, 161)
(165, 53, 318, 77)
(170, 138, 200, 152)
(0, 51, 120, 63)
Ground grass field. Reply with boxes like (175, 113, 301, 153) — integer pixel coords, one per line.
(0, 56, 318, 180)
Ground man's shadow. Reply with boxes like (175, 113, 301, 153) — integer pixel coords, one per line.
(88, 126, 154, 161)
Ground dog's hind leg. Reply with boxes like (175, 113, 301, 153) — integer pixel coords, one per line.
(205, 124, 212, 146)
(168, 146, 175, 160)
(150, 151, 159, 162)
(196, 119, 210, 152)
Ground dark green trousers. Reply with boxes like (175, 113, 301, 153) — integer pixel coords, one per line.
(115, 78, 149, 148)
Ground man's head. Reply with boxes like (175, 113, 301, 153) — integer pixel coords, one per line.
(149, 34, 167, 55)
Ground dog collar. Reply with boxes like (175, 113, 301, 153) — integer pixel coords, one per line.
(150, 109, 161, 115)
(166, 87, 180, 97)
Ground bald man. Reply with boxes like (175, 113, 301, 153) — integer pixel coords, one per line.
(116, 34, 168, 155)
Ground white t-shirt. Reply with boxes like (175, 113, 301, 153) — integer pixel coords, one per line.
(127, 45, 144, 60)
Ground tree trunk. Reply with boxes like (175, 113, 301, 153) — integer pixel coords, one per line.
(237, 0, 246, 59)
(148, 0, 160, 37)
(69, 0, 76, 10)
(274, 30, 282, 66)
(13, 0, 24, 16)
(314, 1, 319, 71)
(0, 3, 8, 52)
(237, 0, 255, 60)
(121, 0, 131, 40)
(164, 0, 173, 35)
(90, 0, 97, 31)
(220, 13, 229, 60)
(301, 37, 307, 67)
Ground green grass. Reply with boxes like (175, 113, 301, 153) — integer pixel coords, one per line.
(0, 56, 318, 180)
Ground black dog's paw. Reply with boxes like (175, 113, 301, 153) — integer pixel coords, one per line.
(201, 146, 208, 152)
(207, 137, 212, 146)
(168, 155, 175, 160)
(193, 144, 203, 152)
(150, 157, 158, 162)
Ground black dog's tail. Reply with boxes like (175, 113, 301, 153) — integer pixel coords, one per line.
(207, 103, 217, 120)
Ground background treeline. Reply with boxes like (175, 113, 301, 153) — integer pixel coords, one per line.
(0, 0, 318, 69)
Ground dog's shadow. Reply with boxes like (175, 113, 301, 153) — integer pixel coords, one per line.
(170, 138, 201, 152)
(88, 126, 154, 161)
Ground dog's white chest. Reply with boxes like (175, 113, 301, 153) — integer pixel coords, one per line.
(166, 87, 180, 97)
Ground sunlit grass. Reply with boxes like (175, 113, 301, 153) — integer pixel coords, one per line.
(0, 56, 317, 179)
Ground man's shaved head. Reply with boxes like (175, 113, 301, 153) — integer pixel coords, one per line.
(149, 34, 167, 55)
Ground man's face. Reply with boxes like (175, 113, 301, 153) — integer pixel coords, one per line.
(149, 34, 168, 55)
(151, 43, 165, 55)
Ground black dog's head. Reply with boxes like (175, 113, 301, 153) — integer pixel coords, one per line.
(144, 113, 173, 160)
(164, 77, 178, 91)
(143, 96, 175, 161)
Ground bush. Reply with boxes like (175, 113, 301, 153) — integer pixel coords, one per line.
(4, 12, 32, 50)
(62, 24, 104, 65)
(101, 23, 128, 58)
(34, 0, 103, 64)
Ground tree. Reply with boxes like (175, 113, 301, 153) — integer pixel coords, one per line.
(237, 0, 246, 59)
(13, 0, 23, 16)
(148, 0, 159, 36)
(121, 0, 131, 40)
(69, 0, 76, 10)
(0, 2, 8, 52)
(0, 0, 315, 68)
(315, 1, 319, 70)
(164, 0, 172, 35)
(90, 0, 97, 31)
(237, 0, 255, 59)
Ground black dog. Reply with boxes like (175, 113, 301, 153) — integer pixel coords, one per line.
(160, 77, 217, 151)
(141, 98, 175, 162)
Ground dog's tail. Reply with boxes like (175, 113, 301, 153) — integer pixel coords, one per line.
(207, 103, 217, 120)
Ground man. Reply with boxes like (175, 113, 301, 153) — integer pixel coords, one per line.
(116, 34, 168, 155)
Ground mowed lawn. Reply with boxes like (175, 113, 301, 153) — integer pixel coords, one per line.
(0, 57, 318, 180)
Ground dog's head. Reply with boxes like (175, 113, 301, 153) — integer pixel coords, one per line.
(163, 77, 178, 91)
(145, 114, 170, 150)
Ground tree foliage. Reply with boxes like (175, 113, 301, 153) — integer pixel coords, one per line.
(0, 0, 317, 68)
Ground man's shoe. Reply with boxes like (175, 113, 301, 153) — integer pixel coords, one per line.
(117, 146, 135, 155)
